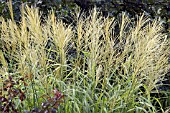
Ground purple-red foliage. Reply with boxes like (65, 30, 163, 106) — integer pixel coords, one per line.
(0, 75, 27, 113)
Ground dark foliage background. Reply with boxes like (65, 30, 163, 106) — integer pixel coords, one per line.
(0, 0, 169, 30)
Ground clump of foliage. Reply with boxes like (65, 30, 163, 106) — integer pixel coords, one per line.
(25, 88, 64, 113)
(0, 3, 169, 113)
(0, 75, 64, 113)
(0, 75, 26, 112)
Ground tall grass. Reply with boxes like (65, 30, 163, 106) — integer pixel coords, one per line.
(0, 5, 169, 113)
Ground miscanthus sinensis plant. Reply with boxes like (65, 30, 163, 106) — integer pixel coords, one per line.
(0, 4, 169, 113)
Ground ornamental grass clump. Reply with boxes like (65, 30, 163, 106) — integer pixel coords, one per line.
(0, 4, 169, 113)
